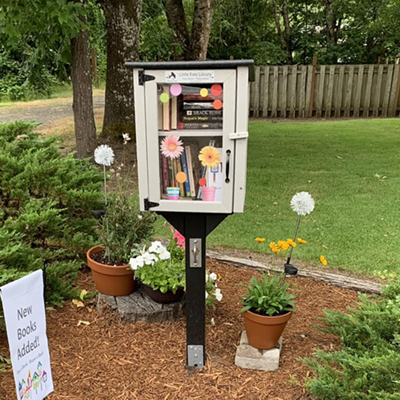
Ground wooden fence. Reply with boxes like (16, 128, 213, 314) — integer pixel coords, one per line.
(249, 64, 400, 118)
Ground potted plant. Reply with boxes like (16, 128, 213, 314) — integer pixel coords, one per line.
(87, 143, 156, 296)
(129, 230, 186, 304)
(240, 273, 295, 350)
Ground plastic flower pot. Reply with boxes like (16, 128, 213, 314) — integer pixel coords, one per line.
(86, 245, 136, 296)
(141, 283, 185, 304)
(166, 187, 180, 200)
(201, 186, 216, 201)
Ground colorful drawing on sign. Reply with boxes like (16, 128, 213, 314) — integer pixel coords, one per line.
(19, 363, 49, 399)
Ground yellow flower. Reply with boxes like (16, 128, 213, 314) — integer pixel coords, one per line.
(269, 242, 280, 253)
(198, 146, 221, 169)
(287, 239, 297, 248)
(278, 240, 289, 251)
(320, 255, 328, 266)
(217, 273, 222, 281)
(297, 238, 307, 244)
(255, 237, 266, 243)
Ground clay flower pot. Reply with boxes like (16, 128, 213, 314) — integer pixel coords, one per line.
(243, 310, 292, 350)
(141, 283, 185, 304)
(86, 245, 136, 296)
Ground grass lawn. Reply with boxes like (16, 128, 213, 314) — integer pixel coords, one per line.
(205, 118, 400, 278)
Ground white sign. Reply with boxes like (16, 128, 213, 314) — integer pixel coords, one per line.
(165, 70, 215, 83)
(0, 270, 54, 400)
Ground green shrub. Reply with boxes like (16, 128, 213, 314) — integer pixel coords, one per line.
(0, 121, 103, 304)
(303, 281, 400, 399)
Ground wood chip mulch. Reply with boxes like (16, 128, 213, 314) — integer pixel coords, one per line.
(0, 260, 361, 400)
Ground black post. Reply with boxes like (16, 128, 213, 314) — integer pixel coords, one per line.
(184, 214, 207, 368)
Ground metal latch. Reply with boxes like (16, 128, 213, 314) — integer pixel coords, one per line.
(187, 345, 204, 368)
(139, 71, 155, 85)
(229, 131, 248, 140)
(189, 238, 202, 268)
(144, 198, 160, 210)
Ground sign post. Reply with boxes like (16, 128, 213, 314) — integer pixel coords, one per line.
(0, 270, 54, 400)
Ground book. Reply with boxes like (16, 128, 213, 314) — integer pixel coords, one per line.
(185, 145, 196, 198)
(158, 98, 163, 130)
(181, 115, 223, 123)
(162, 86, 170, 131)
(185, 109, 222, 116)
(180, 149, 191, 196)
(176, 157, 185, 196)
(182, 94, 222, 101)
(183, 102, 216, 110)
(162, 156, 169, 195)
(178, 122, 223, 130)
(171, 95, 178, 130)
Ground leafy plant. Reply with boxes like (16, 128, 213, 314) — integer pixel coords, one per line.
(131, 236, 185, 294)
(303, 280, 400, 399)
(240, 273, 295, 316)
(206, 271, 223, 310)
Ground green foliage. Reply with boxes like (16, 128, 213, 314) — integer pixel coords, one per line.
(0, 121, 103, 304)
(303, 280, 400, 399)
(134, 238, 186, 294)
(98, 189, 157, 265)
(240, 273, 295, 316)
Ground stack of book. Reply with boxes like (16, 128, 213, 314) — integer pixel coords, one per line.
(158, 85, 223, 131)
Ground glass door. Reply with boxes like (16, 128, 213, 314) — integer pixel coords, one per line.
(144, 69, 237, 213)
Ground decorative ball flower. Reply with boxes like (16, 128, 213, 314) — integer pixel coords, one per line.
(94, 144, 115, 166)
(198, 146, 221, 169)
(160, 135, 184, 159)
(290, 191, 315, 216)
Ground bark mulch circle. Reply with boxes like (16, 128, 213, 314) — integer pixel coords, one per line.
(0, 260, 360, 400)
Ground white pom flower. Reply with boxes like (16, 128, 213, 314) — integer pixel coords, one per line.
(94, 145, 114, 166)
(215, 288, 223, 301)
(209, 272, 217, 281)
(290, 192, 315, 216)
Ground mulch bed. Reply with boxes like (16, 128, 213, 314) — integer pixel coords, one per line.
(0, 260, 360, 400)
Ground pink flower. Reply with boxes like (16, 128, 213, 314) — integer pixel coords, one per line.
(173, 230, 185, 249)
(160, 136, 184, 159)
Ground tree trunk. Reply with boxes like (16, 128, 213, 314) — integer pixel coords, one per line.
(271, 0, 293, 64)
(164, 0, 215, 61)
(163, 0, 190, 60)
(71, 19, 97, 159)
(101, 0, 143, 140)
(187, 0, 215, 60)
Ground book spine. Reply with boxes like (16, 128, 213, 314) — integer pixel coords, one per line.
(178, 122, 223, 130)
(182, 94, 222, 101)
(181, 115, 223, 123)
(162, 156, 169, 195)
(162, 86, 171, 131)
(176, 157, 185, 196)
(183, 102, 215, 110)
(185, 145, 196, 198)
(185, 109, 222, 116)
(180, 150, 191, 196)
(171, 96, 178, 130)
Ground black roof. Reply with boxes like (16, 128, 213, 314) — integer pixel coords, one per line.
(125, 60, 254, 70)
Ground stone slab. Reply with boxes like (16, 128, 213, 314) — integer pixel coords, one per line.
(97, 285, 185, 323)
(235, 331, 282, 371)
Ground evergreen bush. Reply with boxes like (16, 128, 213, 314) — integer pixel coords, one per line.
(0, 121, 103, 304)
(303, 282, 400, 399)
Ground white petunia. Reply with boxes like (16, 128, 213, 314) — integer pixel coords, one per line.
(149, 241, 165, 254)
(209, 272, 217, 281)
(143, 252, 158, 265)
(122, 133, 131, 144)
(159, 250, 170, 260)
(215, 288, 223, 301)
(205, 291, 209, 299)
(290, 191, 315, 216)
(129, 255, 144, 270)
(94, 145, 115, 166)
(210, 317, 215, 326)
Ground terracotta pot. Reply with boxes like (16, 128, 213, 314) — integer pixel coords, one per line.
(86, 245, 136, 296)
(243, 310, 292, 350)
(141, 283, 184, 304)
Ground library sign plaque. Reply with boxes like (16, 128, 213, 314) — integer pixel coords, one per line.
(165, 70, 215, 83)
(126, 60, 253, 369)
(0, 270, 54, 400)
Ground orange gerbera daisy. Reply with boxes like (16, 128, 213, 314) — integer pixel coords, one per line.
(320, 255, 328, 266)
(297, 238, 307, 244)
(198, 146, 221, 169)
(255, 237, 266, 243)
